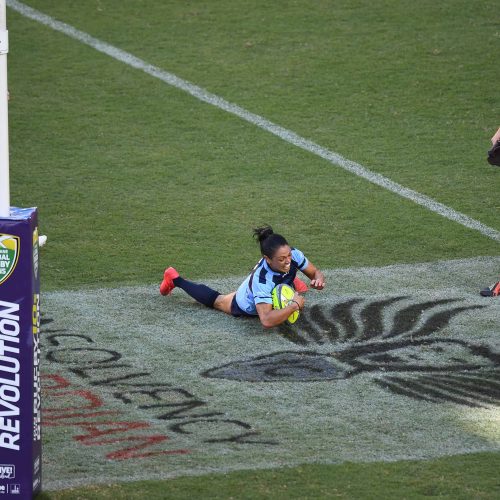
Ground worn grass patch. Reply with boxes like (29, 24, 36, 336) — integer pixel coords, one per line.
(40, 258, 499, 491)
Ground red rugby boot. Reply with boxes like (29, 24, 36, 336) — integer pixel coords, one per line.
(293, 277, 308, 293)
(160, 267, 179, 296)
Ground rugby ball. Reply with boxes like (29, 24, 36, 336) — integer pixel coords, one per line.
(271, 283, 300, 324)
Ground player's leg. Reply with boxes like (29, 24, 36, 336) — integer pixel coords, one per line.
(480, 280, 500, 297)
(160, 267, 221, 308)
(213, 292, 236, 314)
(161, 268, 244, 317)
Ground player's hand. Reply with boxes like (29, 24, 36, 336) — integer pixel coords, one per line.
(310, 272, 325, 290)
(291, 293, 305, 311)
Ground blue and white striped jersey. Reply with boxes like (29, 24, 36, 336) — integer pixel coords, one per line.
(234, 247, 309, 315)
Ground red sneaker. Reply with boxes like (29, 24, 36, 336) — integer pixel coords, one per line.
(293, 277, 308, 293)
(160, 267, 179, 296)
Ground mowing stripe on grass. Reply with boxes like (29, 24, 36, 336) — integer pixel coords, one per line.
(7, 0, 500, 243)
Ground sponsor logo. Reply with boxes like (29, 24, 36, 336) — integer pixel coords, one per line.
(0, 234, 20, 286)
(0, 300, 21, 451)
(32, 228, 39, 279)
(0, 465, 14, 479)
(33, 294, 41, 441)
(9, 484, 20, 494)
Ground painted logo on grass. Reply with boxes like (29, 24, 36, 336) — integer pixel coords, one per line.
(203, 296, 500, 408)
(0, 234, 20, 285)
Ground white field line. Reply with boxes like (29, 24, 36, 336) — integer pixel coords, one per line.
(7, 0, 500, 243)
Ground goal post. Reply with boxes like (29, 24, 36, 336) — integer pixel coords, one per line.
(0, 209, 42, 499)
(0, 2, 42, 498)
(0, 0, 9, 218)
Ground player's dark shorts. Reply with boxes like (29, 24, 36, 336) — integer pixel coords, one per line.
(230, 295, 255, 317)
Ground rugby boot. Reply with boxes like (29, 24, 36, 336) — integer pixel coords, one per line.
(160, 267, 179, 295)
(293, 277, 308, 293)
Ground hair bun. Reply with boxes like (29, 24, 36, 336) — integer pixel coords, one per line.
(253, 225, 274, 243)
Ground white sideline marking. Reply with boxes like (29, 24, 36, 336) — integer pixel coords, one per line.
(8, 0, 500, 242)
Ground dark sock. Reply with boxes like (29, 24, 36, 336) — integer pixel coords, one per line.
(173, 277, 220, 308)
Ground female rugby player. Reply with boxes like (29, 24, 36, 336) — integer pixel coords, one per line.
(160, 226, 325, 328)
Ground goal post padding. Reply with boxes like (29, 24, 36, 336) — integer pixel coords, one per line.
(0, 207, 41, 498)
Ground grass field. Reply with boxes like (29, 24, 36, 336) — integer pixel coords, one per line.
(4, 0, 499, 498)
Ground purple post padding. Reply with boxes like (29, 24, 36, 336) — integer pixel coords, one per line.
(0, 207, 41, 498)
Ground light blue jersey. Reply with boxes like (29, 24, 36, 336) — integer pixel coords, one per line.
(234, 247, 309, 315)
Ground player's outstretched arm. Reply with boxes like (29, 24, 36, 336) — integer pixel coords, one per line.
(302, 262, 325, 290)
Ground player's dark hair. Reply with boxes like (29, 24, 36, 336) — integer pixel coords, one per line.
(253, 225, 288, 258)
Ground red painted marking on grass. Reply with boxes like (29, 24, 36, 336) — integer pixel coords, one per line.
(43, 373, 71, 391)
(42, 373, 190, 460)
(73, 420, 149, 442)
(99, 435, 189, 460)
(43, 389, 106, 411)
(44, 409, 121, 423)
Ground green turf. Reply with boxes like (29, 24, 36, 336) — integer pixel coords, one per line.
(8, 0, 499, 290)
(4, 0, 499, 498)
(36, 452, 500, 499)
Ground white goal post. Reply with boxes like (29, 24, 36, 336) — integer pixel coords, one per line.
(0, 0, 9, 217)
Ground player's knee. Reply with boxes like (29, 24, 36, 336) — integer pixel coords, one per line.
(213, 294, 233, 314)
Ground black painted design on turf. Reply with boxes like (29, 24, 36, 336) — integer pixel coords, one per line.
(202, 296, 500, 407)
(43, 317, 278, 445)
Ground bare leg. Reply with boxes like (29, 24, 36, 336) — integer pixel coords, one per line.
(213, 292, 236, 314)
